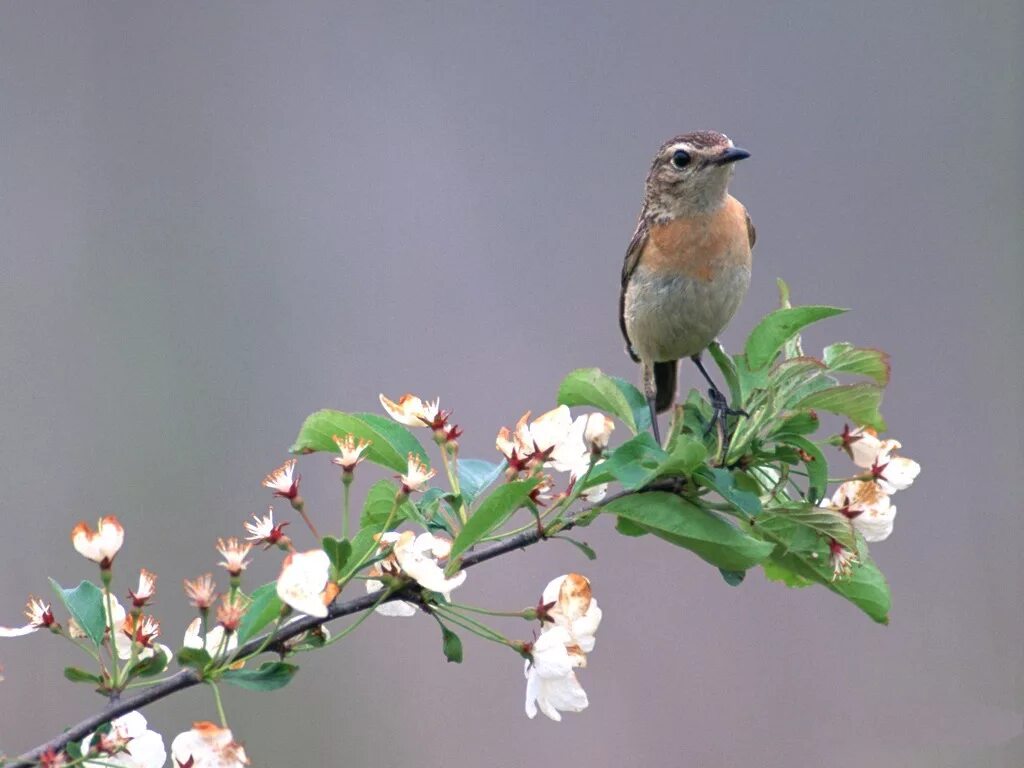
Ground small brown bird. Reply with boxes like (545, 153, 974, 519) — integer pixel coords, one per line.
(619, 131, 754, 444)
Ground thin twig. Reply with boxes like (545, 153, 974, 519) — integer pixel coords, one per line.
(9, 480, 676, 766)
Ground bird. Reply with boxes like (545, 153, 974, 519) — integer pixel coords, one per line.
(619, 131, 754, 448)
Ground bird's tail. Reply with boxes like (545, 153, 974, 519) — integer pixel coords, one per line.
(653, 360, 677, 413)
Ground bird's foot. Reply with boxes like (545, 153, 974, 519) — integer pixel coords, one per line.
(702, 387, 747, 466)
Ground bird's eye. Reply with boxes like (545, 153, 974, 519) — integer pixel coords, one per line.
(670, 149, 691, 169)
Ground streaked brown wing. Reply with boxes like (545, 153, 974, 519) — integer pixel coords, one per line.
(745, 207, 756, 249)
(619, 216, 649, 363)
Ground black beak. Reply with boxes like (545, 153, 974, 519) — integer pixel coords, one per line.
(715, 147, 751, 165)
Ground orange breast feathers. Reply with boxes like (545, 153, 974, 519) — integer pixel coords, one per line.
(643, 196, 752, 283)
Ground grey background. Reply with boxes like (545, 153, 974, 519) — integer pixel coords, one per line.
(1, 2, 1020, 766)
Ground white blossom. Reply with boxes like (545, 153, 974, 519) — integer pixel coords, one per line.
(81, 711, 166, 768)
(524, 627, 589, 721)
(276, 549, 334, 618)
(170, 722, 249, 768)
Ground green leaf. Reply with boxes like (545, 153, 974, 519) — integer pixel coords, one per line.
(338, 526, 383, 583)
(602, 433, 666, 490)
(796, 383, 887, 431)
(695, 467, 763, 519)
(823, 343, 891, 385)
(449, 478, 539, 562)
(177, 647, 212, 670)
(775, 434, 829, 503)
(417, 488, 453, 535)
(360, 479, 415, 528)
(236, 581, 285, 644)
(457, 459, 505, 506)
(49, 579, 107, 647)
(761, 559, 814, 587)
(660, 435, 708, 476)
(551, 535, 597, 560)
(602, 433, 706, 491)
(64, 667, 102, 684)
(718, 569, 746, 587)
(770, 411, 820, 437)
(557, 368, 651, 434)
(440, 625, 463, 663)
(321, 536, 352, 578)
(128, 648, 170, 679)
(615, 517, 648, 537)
(708, 341, 743, 410)
(766, 543, 891, 624)
(755, 503, 858, 553)
(290, 410, 428, 473)
(222, 661, 299, 691)
(745, 306, 847, 370)
(604, 492, 774, 571)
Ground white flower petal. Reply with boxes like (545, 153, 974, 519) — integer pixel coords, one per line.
(277, 549, 332, 618)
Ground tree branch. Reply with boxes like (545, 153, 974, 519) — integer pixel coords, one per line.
(9, 482, 672, 766)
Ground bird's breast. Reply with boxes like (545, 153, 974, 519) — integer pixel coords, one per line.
(644, 196, 752, 281)
(623, 196, 752, 362)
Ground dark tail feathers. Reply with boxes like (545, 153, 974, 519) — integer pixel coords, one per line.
(653, 361, 677, 413)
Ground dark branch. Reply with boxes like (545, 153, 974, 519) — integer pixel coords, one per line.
(10, 482, 673, 766)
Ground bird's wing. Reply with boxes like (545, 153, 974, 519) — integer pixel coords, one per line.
(745, 207, 756, 249)
(619, 216, 649, 363)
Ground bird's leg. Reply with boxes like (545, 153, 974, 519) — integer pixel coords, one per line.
(691, 353, 746, 463)
(642, 362, 662, 446)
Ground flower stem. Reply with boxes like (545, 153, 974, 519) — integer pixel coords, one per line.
(434, 604, 512, 645)
(437, 439, 466, 524)
(208, 681, 229, 728)
(444, 601, 529, 619)
(342, 476, 352, 539)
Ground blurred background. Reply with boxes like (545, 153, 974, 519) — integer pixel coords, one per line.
(1, 2, 1020, 766)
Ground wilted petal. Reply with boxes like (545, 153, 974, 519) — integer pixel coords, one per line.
(171, 722, 249, 768)
(71, 516, 125, 565)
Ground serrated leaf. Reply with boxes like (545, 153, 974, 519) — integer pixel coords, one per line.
(290, 410, 428, 473)
(457, 459, 505, 506)
(177, 647, 212, 670)
(719, 569, 746, 586)
(745, 306, 847, 370)
(695, 467, 763, 519)
(449, 479, 539, 562)
(551, 535, 597, 560)
(556, 368, 651, 434)
(360, 479, 415, 529)
(49, 579, 107, 647)
(796, 383, 887, 431)
(440, 625, 463, 663)
(823, 343, 891, 385)
(766, 543, 891, 624)
(755, 503, 858, 553)
(64, 666, 102, 684)
(222, 661, 298, 691)
(321, 536, 352, 578)
(604, 492, 774, 571)
(237, 582, 284, 644)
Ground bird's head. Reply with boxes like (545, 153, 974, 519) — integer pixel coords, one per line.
(643, 131, 750, 220)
